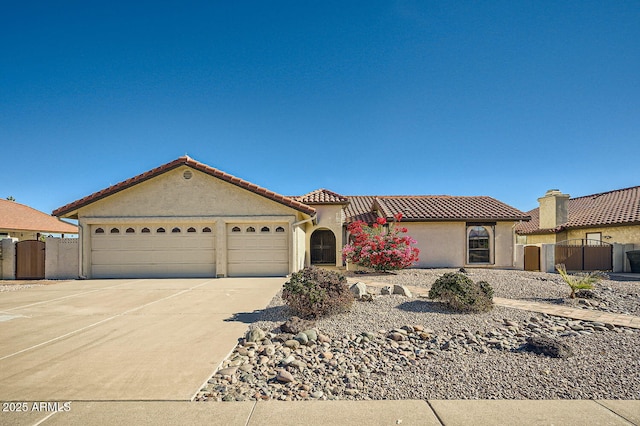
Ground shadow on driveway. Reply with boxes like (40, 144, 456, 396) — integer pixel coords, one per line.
(224, 305, 289, 324)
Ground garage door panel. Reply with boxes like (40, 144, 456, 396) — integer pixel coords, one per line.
(91, 224, 216, 278)
(93, 249, 214, 265)
(92, 263, 215, 279)
(227, 237, 260, 250)
(227, 237, 286, 250)
(257, 238, 287, 249)
(227, 262, 288, 277)
(227, 223, 289, 277)
(227, 249, 288, 263)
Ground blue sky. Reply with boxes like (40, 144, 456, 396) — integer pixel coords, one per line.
(2, 1, 638, 215)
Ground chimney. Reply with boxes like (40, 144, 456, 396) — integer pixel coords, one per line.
(538, 189, 570, 229)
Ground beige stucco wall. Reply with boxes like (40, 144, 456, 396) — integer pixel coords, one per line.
(79, 167, 300, 218)
(45, 238, 79, 279)
(402, 221, 516, 268)
(72, 167, 309, 278)
(494, 222, 516, 268)
(1, 238, 17, 279)
(404, 222, 465, 267)
(519, 233, 558, 245)
(293, 225, 307, 271)
(520, 225, 640, 250)
(305, 204, 345, 267)
(566, 225, 640, 249)
(538, 190, 569, 229)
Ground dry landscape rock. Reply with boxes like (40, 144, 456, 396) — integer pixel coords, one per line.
(197, 269, 640, 402)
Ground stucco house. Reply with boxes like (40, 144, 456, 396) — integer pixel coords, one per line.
(0, 198, 77, 241)
(515, 187, 640, 250)
(53, 156, 530, 279)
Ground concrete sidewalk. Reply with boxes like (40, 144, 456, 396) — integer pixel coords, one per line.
(1, 400, 638, 426)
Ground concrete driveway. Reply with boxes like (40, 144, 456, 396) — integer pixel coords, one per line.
(0, 278, 284, 401)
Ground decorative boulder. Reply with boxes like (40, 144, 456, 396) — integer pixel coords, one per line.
(522, 336, 574, 359)
(245, 327, 266, 343)
(393, 284, 413, 297)
(280, 316, 316, 334)
(349, 282, 368, 299)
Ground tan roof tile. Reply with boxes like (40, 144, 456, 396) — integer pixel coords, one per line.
(0, 199, 78, 234)
(53, 156, 316, 218)
(516, 186, 640, 234)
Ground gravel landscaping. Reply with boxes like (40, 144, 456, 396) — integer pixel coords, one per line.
(197, 269, 640, 402)
(0, 283, 45, 291)
(354, 268, 640, 316)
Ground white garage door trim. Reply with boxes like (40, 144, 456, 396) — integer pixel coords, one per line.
(91, 224, 216, 278)
(227, 223, 289, 277)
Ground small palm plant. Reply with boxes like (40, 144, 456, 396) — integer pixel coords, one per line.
(555, 263, 606, 299)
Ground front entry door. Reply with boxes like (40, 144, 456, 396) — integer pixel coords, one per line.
(310, 230, 336, 265)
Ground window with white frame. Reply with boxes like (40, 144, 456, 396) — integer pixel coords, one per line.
(586, 232, 601, 245)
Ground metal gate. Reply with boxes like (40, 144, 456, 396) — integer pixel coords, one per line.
(310, 230, 336, 265)
(554, 239, 612, 271)
(16, 240, 46, 279)
(524, 245, 540, 271)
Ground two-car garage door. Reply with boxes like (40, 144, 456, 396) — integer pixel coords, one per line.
(90, 222, 289, 278)
(91, 224, 217, 278)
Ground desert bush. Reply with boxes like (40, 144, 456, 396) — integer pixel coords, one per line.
(555, 263, 606, 299)
(282, 267, 354, 319)
(477, 280, 494, 299)
(428, 272, 494, 312)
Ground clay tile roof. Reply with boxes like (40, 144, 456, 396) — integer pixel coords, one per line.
(343, 195, 529, 224)
(516, 186, 640, 234)
(374, 196, 530, 222)
(0, 199, 78, 234)
(53, 156, 316, 217)
(344, 196, 378, 224)
(294, 189, 350, 205)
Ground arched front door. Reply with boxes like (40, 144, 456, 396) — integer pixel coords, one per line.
(310, 229, 336, 265)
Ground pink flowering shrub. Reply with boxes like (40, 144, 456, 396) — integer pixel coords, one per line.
(342, 213, 420, 272)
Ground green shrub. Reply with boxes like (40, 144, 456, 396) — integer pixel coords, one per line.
(282, 267, 354, 319)
(477, 280, 494, 299)
(428, 272, 494, 312)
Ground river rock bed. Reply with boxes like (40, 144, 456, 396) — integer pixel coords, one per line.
(197, 270, 639, 401)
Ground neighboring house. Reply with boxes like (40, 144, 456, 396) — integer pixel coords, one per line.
(53, 156, 530, 279)
(515, 187, 640, 249)
(0, 198, 78, 241)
